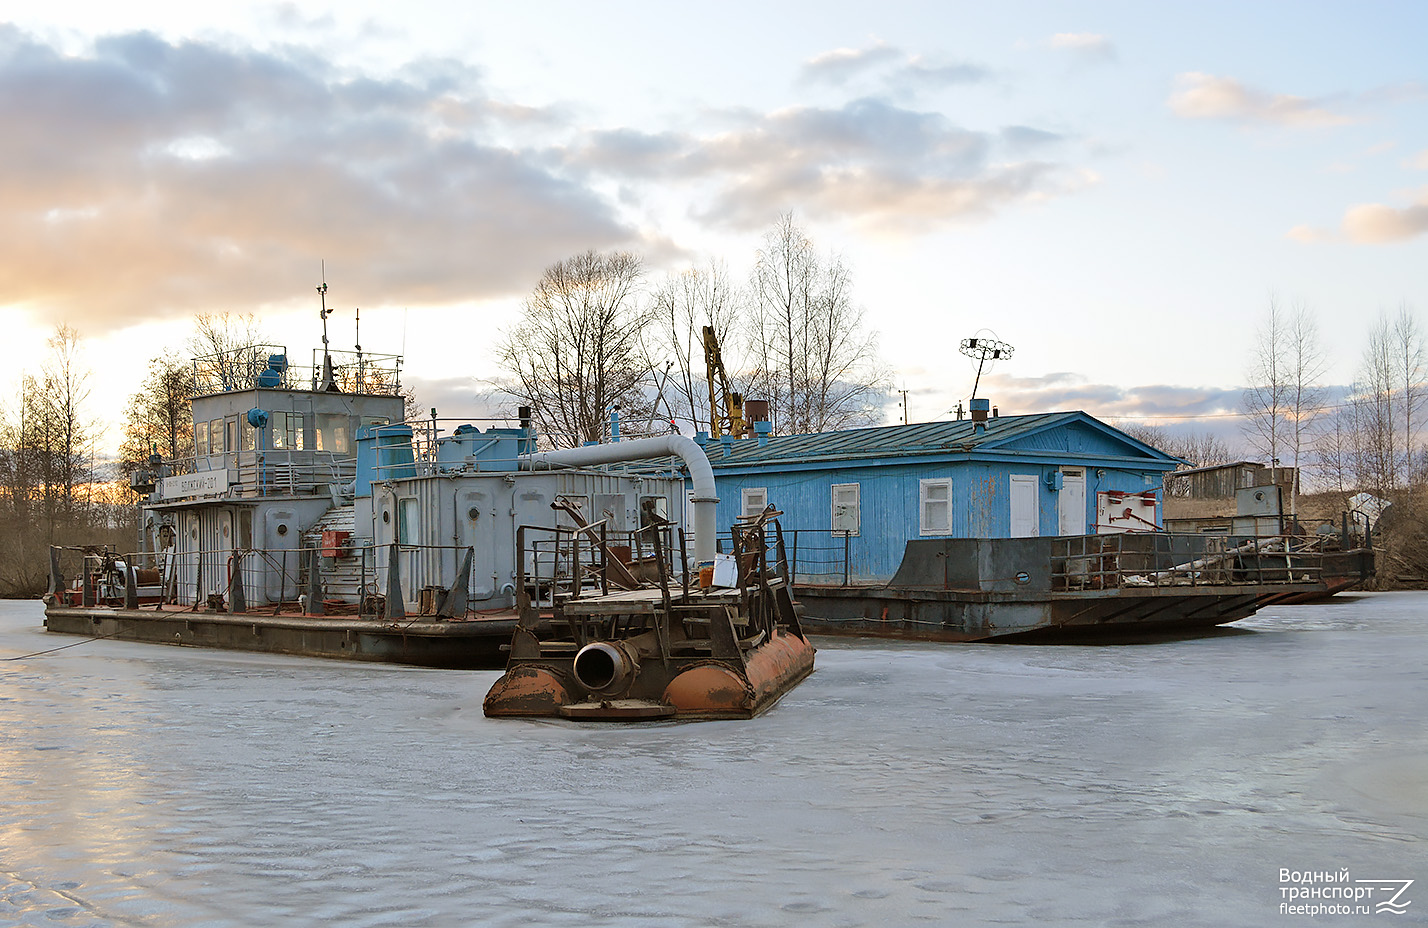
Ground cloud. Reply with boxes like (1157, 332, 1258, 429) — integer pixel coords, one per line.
(800, 42, 905, 86)
(1287, 224, 1334, 244)
(1000, 125, 1065, 150)
(0, 25, 635, 332)
(571, 98, 1088, 232)
(1412, 149, 1428, 170)
(1342, 194, 1428, 243)
(799, 41, 989, 94)
(0, 25, 1089, 333)
(1048, 33, 1116, 62)
(976, 372, 1243, 419)
(1168, 72, 1353, 127)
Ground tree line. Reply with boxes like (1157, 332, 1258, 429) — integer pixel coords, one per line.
(495, 213, 890, 447)
(0, 327, 132, 594)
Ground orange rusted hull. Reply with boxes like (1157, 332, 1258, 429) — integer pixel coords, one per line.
(484, 629, 815, 722)
(482, 665, 570, 717)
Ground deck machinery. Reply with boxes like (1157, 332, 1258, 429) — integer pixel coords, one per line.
(484, 508, 816, 721)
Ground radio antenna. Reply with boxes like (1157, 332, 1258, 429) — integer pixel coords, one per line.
(317, 261, 338, 391)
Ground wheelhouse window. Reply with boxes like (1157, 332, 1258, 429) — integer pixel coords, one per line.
(316, 413, 350, 454)
(269, 412, 305, 450)
(194, 420, 208, 457)
(209, 419, 223, 455)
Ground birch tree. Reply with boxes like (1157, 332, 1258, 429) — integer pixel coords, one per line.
(746, 213, 886, 434)
(1242, 295, 1325, 517)
(1351, 305, 1427, 495)
(645, 261, 742, 435)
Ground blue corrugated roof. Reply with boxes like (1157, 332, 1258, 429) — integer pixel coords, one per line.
(702, 411, 1178, 468)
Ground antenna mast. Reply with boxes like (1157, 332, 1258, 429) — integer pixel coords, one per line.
(317, 261, 338, 392)
(354, 305, 364, 391)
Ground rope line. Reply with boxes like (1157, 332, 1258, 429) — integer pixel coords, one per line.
(4, 627, 131, 661)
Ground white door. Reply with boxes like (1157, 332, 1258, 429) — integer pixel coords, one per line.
(1010, 475, 1039, 537)
(1059, 470, 1087, 535)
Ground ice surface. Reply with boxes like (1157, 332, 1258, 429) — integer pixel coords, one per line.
(1, 595, 1424, 926)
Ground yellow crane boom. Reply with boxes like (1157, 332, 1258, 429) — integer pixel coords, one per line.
(702, 325, 746, 439)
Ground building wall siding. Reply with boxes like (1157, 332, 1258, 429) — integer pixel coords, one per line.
(712, 454, 1170, 581)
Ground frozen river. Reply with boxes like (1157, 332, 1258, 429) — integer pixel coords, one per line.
(1, 594, 1424, 927)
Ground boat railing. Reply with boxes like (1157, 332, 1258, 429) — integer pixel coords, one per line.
(723, 528, 864, 586)
(1050, 533, 1325, 591)
(515, 521, 688, 615)
(362, 417, 540, 481)
(191, 344, 404, 397)
(48, 538, 503, 618)
(156, 451, 358, 498)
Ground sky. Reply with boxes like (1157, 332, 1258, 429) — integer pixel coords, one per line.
(1, 1, 1425, 457)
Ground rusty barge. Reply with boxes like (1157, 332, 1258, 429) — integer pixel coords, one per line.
(484, 508, 814, 721)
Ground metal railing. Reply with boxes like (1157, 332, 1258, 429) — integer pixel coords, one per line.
(191, 344, 403, 397)
(1050, 534, 1325, 591)
(516, 522, 687, 615)
(158, 451, 357, 498)
(719, 528, 859, 586)
(48, 538, 493, 618)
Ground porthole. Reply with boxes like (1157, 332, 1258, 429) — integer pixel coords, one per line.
(277, 524, 289, 536)
(468, 507, 480, 520)
(383, 511, 391, 524)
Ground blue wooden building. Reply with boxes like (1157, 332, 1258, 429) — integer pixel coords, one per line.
(697, 408, 1183, 582)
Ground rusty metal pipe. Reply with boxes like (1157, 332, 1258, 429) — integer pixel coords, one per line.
(520, 436, 719, 566)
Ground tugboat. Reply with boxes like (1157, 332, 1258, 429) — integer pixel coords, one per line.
(42, 298, 687, 670)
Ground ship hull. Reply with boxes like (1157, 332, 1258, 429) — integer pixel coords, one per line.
(43, 604, 519, 669)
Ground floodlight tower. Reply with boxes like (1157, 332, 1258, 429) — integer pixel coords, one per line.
(959, 336, 1014, 400)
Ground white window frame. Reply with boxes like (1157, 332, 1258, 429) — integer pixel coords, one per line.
(831, 482, 861, 537)
(741, 486, 768, 518)
(919, 478, 952, 535)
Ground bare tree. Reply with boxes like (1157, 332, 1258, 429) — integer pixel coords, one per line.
(0, 326, 124, 593)
(496, 250, 653, 448)
(1393, 303, 1426, 482)
(43, 325, 93, 529)
(1115, 422, 1239, 496)
(1350, 304, 1427, 495)
(118, 351, 198, 473)
(1312, 400, 1362, 500)
(188, 311, 271, 393)
(747, 213, 887, 434)
(645, 261, 743, 435)
(1242, 296, 1291, 483)
(1242, 296, 1326, 515)
(1283, 305, 1327, 516)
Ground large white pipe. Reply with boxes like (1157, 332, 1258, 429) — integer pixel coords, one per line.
(520, 435, 720, 565)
